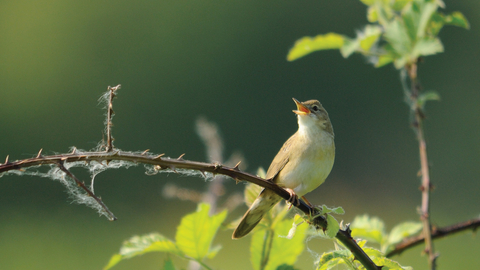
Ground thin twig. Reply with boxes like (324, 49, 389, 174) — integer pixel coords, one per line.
(406, 63, 437, 269)
(387, 217, 480, 257)
(56, 161, 117, 221)
(105, 84, 120, 152)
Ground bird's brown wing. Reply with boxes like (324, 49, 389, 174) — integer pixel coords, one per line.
(265, 133, 296, 182)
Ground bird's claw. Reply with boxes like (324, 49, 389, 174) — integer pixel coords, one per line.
(285, 188, 300, 208)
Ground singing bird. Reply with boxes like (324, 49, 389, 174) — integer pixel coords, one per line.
(232, 98, 335, 239)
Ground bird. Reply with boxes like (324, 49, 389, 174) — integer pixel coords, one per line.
(232, 98, 335, 239)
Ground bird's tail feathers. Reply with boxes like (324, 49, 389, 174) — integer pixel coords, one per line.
(232, 190, 280, 239)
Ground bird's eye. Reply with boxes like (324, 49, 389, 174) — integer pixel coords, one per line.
(312, 105, 319, 111)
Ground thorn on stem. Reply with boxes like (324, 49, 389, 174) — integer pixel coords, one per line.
(177, 153, 185, 160)
(233, 161, 241, 171)
(154, 153, 165, 160)
(4, 155, 9, 164)
(70, 147, 77, 155)
(344, 223, 352, 235)
(36, 149, 43, 158)
(141, 149, 150, 155)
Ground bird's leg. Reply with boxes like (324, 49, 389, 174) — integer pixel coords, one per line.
(301, 196, 314, 208)
(300, 196, 316, 216)
(285, 188, 300, 207)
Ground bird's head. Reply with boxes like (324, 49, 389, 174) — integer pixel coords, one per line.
(292, 98, 334, 136)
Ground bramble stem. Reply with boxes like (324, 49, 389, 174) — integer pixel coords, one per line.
(0, 150, 380, 270)
(387, 217, 480, 257)
(406, 63, 437, 269)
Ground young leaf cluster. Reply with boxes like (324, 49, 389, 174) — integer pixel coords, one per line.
(287, 0, 469, 69)
(317, 239, 411, 270)
(316, 214, 421, 270)
(351, 215, 423, 255)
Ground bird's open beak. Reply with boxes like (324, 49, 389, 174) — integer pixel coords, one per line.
(292, 98, 310, 115)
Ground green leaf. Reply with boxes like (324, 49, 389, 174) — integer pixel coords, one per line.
(393, 55, 409, 69)
(416, 91, 440, 110)
(356, 239, 368, 248)
(266, 219, 308, 269)
(175, 203, 227, 260)
(401, 0, 438, 41)
(250, 218, 308, 270)
(372, 256, 412, 270)
(416, 2, 438, 38)
(276, 264, 299, 270)
(317, 257, 345, 270)
(375, 44, 398, 68)
(163, 257, 177, 270)
(103, 233, 181, 270)
(412, 37, 444, 58)
(319, 204, 344, 215)
(359, 0, 375, 6)
(384, 18, 412, 55)
(367, 6, 378, 23)
(324, 214, 340, 239)
(376, 53, 396, 67)
(392, 0, 413, 11)
(317, 250, 350, 270)
(445, 11, 470, 29)
(351, 215, 386, 245)
(402, 1, 421, 42)
(363, 247, 384, 259)
(340, 38, 359, 58)
(359, 25, 383, 52)
(287, 33, 345, 61)
(103, 254, 122, 270)
(428, 12, 446, 36)
(250, 228, 267, 270)
(386, 221, 423, 249)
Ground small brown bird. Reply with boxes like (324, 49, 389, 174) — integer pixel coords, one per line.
(232, 98, 335, 239)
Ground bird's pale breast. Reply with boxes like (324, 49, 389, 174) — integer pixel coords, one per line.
(276, 130, 335, 197)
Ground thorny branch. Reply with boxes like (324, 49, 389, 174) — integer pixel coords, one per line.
(387, 217, 480, 257)
(0, 85, 381, 270)
(0, 150, 380, 270)
(405, 63, 437, 269)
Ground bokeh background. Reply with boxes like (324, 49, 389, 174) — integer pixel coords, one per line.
(1, 1, 479, 269)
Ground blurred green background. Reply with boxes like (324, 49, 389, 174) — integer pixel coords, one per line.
(1, 1, 479, 269)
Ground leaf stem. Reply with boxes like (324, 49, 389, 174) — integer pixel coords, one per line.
(259, 228, 275, 270)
